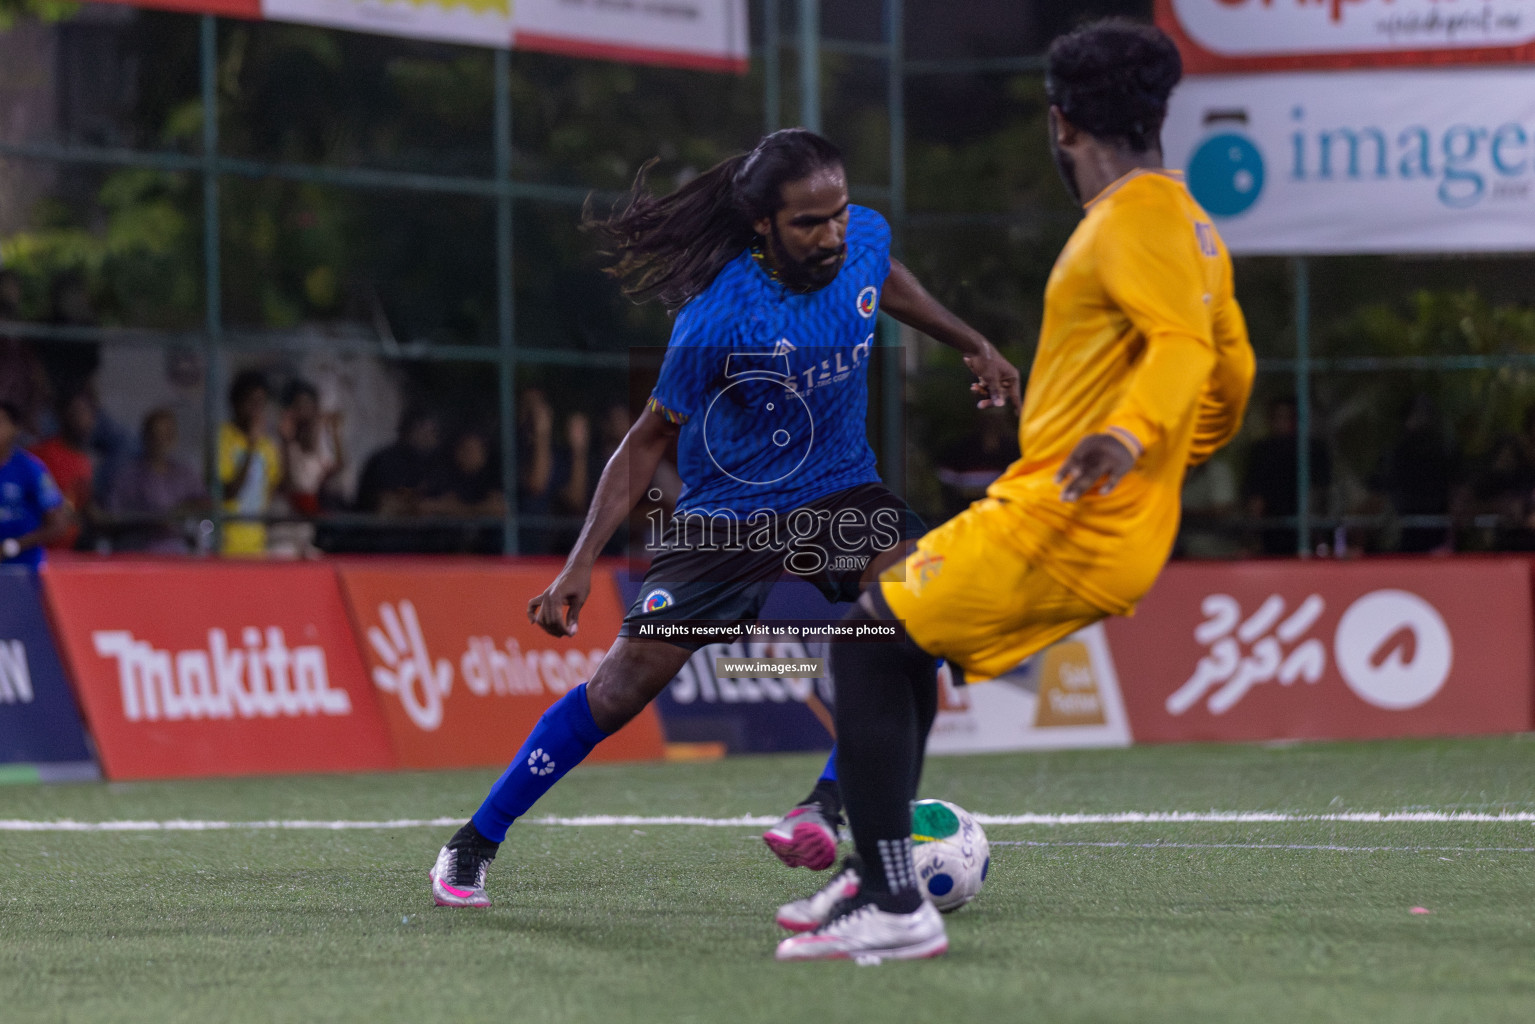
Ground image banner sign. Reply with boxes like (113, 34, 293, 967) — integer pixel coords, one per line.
(1165, 69, 1535, 255)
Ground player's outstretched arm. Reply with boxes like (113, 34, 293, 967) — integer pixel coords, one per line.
(1188, 294, 1256, 467)
(878, 258, 1021, 410)
(528, 408, 680, 638)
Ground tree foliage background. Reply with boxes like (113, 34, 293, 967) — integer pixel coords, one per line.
(3, 0, 1535, 535)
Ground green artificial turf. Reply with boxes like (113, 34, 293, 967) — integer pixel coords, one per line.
(5, 737, 1535, 1023)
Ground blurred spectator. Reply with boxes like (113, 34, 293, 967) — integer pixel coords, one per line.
(557, 411, 592, 516)
(1375, 394, 1456, 553)
(1178, 455, 1242, 558)
(934, 413, 1019, 519)
(30, 388, 97, 549)
(421, 428, 504, 554)
(0, 270, 49, 436)
(83, 372, 135, 506)
(280, 380, 345, 516)
(422, 429, 505, 515)
(218, 370, 281, 557)
(517, 389, 557, 554)
(107, 408, 206, 554)
(595, 402, 631, 471)
(0, 399, 70, 568)
(1243, 397, 1332, 556)
(1466, 433, 1534, 550)
(518, 388, 555, 508)
(355, 405, 440, 515)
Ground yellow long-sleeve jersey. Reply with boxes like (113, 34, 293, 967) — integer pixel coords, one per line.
(986, 169, 1255, 615)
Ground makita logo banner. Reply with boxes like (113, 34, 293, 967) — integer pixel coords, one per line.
(44, 564, 395, 780)
(337, 564, 664, 769)
(0, 569, 94, 772)
(1106, 560, 1534, 743)
(91, 628, 352, 722)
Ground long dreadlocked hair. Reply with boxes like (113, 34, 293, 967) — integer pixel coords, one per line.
(583, 128, 845, 311)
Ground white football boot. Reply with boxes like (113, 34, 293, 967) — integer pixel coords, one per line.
(776, 862, 861, 933)
(428, 843, 493, 908)
(775, 896, 948, 962)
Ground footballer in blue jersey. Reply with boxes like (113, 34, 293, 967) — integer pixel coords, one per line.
(0, 400, 70, 568)
(428, 129, 1020, 910)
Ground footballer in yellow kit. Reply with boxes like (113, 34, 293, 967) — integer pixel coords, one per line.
(776, 19, 1256, 963)
(881, 163, 1255, 681)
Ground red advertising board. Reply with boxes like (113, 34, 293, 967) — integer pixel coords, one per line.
(1157, 0, 1535, 75)
(335, 562, 665, 769)
(1106, 560, 1534, 743)
(42, 562, 397, 780)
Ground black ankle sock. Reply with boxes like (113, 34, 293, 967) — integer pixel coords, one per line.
(829, 599, 938, 899)
(868, 889, 924, 914)
(805, 777, 843, 818)
(449, 820, 499, 856)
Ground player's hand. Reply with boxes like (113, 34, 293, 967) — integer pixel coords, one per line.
(528, 562, 592, 638)
(1056, 433, 1138, 502)
(963, 343, 1022, 411)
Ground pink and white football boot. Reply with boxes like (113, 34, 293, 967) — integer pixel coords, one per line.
(776, 861, 861, 932)
(762, 803, 841, 871)
(429, 843, 493, 908)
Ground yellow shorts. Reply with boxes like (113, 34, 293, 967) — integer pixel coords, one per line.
(878, 498, 1104, 682)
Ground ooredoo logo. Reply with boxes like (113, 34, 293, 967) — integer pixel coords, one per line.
(1334, 589, 1452, 710)
(1169, 588, 1453, 715)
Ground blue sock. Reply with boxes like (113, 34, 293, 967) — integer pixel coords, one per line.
(819, 746, 838, 783)
(471, 683, 609, 843)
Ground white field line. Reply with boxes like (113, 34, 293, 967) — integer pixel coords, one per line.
(994, 840, 1535, 854)
(4, 810, 1535, 832)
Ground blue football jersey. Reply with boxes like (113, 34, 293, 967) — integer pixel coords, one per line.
(0, 448, 64, 569)
(649, 204, 890, 515)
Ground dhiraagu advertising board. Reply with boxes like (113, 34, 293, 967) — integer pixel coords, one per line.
(1163, 68, 1535, 254)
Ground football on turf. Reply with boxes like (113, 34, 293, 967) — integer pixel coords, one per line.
(911, 799, 990, 912)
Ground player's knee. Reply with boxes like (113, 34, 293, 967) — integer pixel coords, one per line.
(585, 643, 684, 732)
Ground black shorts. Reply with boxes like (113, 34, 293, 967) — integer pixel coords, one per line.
(619, 483, 925, 650)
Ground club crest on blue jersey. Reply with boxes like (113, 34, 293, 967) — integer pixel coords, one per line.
(857, 286, 877, 318)
(642, 589, 675, 613)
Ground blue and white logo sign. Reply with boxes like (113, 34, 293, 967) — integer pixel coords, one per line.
(1164, 69, 1535, 255)
(1187, 131, 1265, 218)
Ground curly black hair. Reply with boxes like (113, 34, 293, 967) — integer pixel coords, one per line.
(1046, 19, 1183, 154)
